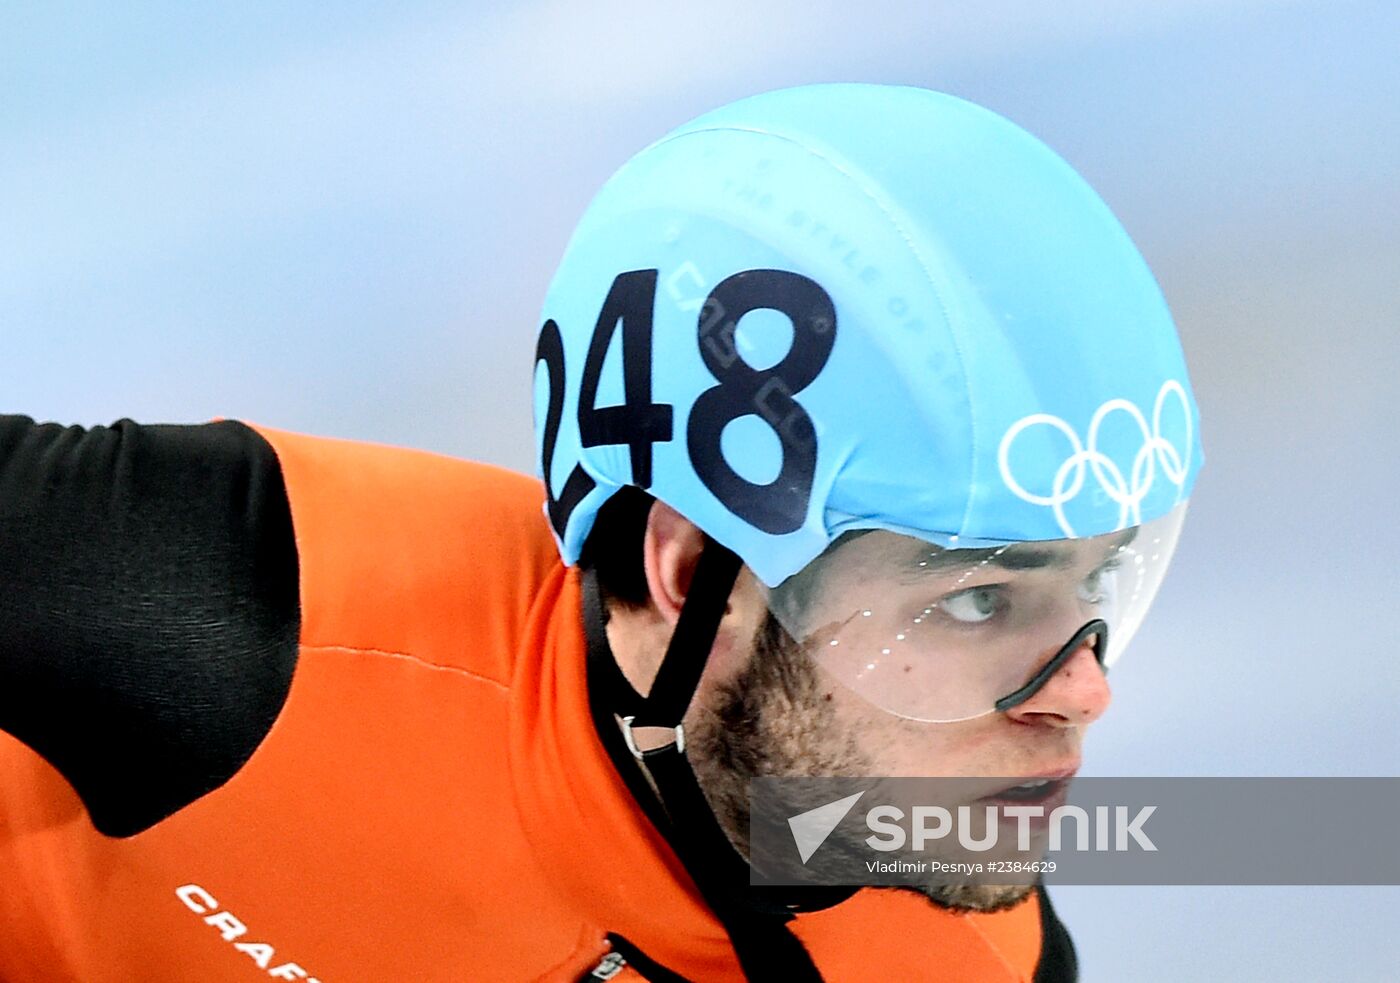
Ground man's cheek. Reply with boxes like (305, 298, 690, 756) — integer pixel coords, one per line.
(852, 712, 967, 775)
(704, 596, 771, 681)
(694, 632, 759, 700)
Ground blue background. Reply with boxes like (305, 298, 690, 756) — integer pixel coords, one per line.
(3, 2, 1396, 977)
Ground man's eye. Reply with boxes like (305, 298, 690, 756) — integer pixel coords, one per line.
(937, 586, 1003, 623)
(1077, 562, 1119, 605)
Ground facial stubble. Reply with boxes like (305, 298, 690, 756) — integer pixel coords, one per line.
(687, 613, 1034, 914)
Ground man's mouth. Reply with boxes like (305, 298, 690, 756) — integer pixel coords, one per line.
(978, 765, 1079, 815)
(985, 777, 1066, 804)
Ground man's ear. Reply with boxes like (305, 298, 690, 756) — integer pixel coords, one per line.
(641, 500, 706, 627)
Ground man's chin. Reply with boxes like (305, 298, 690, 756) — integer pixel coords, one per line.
(892, 881, 1036, 914)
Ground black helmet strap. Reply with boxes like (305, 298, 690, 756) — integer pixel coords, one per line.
(582, 539, 853, 981)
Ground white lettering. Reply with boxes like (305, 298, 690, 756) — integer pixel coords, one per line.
(1002, 805, 1045, 850)
(1050, 805, 1090, 850)
(865, 805, 906, 850)
(177, 881, 322, 981)
(1117, 805, 1157, 850)
(865, 859, 929, 873)
(911, 806, 951, 850)
(665, 261, 708, 313)
(175, 884, 218, 915)
(956, 806, 999, 852)
(234, 941, 275, 969)
(204, 910, 247, 942)
(931, 861, 983, 875)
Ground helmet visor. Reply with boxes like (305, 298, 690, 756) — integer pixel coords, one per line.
(765, 504, 1187, 723)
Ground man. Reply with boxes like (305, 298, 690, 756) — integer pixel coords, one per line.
(0, 84, 1201, 981)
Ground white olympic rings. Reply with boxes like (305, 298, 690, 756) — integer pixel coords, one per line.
(997, 380, 1192, 537)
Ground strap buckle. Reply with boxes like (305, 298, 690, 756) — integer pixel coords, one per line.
(619, 715, 686, 761)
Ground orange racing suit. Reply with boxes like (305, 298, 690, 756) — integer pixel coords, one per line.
(0, 416, 1072, 981)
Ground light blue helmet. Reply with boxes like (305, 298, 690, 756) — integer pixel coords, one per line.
(534, 83, 1202, 589)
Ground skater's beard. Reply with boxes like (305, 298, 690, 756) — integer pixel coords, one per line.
(686, 613, 1034, 914)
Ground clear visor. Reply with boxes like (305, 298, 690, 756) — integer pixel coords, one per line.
(766, 504, 1187, 723)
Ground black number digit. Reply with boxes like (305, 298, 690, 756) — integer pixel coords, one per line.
(687, 270, 837, 534)
(577, 269, 674, 488)
(535, 318, 596, 537)
(541, 267, 834, 540)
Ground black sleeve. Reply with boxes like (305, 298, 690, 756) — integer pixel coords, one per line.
(0, 415, 300, 837)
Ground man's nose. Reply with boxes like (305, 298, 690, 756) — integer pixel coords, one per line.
(1003, 636, 1112, 728)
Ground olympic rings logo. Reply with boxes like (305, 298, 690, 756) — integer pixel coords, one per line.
(997, 380, 1193, 537)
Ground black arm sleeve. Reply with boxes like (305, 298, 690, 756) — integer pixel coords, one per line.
(0, 415, 300, 837)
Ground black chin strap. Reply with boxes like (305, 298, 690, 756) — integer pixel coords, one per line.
(583, 541, 853, 982)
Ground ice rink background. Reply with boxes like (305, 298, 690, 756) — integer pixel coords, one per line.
(3, 1, 1397, 978)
